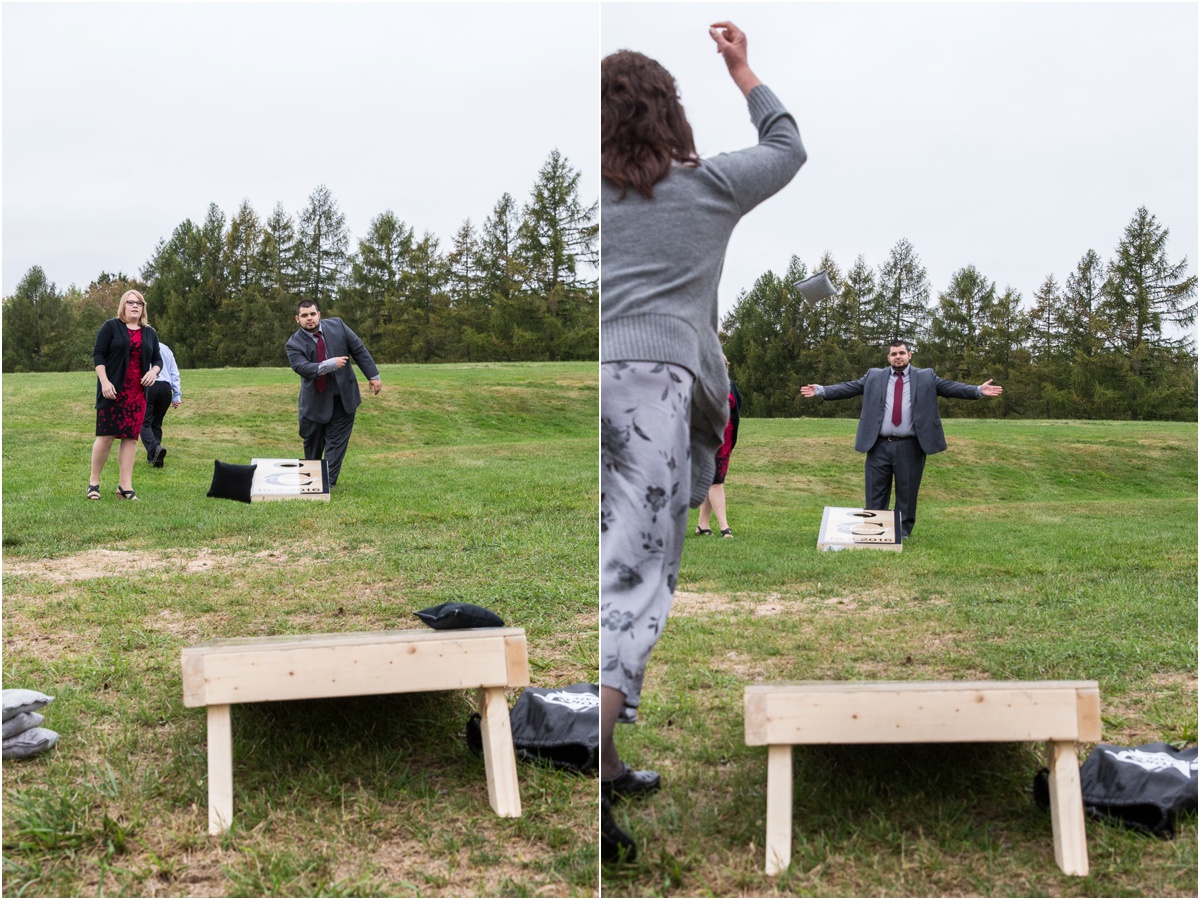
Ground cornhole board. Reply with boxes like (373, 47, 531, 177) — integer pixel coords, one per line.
(817, 507, 902, 551)
(745, 680, 1102, 876)
(249, 458, 329, 502)
(182, 627, 529, 834)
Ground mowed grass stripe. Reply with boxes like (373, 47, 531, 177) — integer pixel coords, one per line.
(3, 362, 599, 898)
(605, 417, 1196, 898)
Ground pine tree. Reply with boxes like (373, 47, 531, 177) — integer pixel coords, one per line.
(1061, 250, 1106, 359)
(295, 185, 350, 306)
(1026, 275, 1061, 362)
(394, 232, 449, 362)
(928, 265, 994, 380)
(479, 193, 525, 359)
(142, 219, 205, 366)
(215, 200, 266, 365)
(2, 266, 71, 372)
(1101, 207, 1197, 418)
(1103, 207, 1197, 356)
(875, 238, 931, 346)
(344, 211, 414, 349)
(516, 151, 598, 360)
(722, 269, 812, 416)
(259, 202, 300, 296)
(445, 219, 490, 361)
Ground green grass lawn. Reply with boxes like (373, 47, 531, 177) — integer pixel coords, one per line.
(2, 362, 599, 898)
(605, 418, 1197, 898)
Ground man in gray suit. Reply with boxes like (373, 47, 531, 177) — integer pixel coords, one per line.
(801, 340, 1002, 539)
(285, 300, 381, 488)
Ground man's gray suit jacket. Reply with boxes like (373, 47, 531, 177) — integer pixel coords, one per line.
(285, 318, 380, 425)
(822, 366, 981, 455)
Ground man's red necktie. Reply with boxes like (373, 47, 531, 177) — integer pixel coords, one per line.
(315, 331, 327, 394)
(892, 372, 903, 426)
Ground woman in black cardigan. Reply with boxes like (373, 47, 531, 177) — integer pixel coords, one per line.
(88, 290, 162, 500)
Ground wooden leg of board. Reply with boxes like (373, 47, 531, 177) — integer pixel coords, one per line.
(1046, 740, 1089, 876)
(764, 744, 793, 875)
(207, 704, 234, 835)
(477, 687, 521, 817)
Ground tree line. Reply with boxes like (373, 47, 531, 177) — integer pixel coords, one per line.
(3, 150, 597, 373)
(721, 207, 1197, 421)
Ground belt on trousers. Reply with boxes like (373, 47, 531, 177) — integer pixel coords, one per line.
(882, 435, 916, 441)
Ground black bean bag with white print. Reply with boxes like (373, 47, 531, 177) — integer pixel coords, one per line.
(466, 682, 599, 773)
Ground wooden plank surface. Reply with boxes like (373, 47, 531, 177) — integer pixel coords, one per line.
(184, 633, 520, 706)
(746, 682, 1097, 745)
(206, 704, 233, 835)
(1047, 740, 1089, 875)
(764, 744, 793, 875)
(503, 633, 531, 688)
(184, 626, 525, 652)
(747, 680, 1100, 693)
(1074, 686, 1103, 742)
(477, 686, 522, 817)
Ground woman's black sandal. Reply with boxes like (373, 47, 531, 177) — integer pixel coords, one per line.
(115, 487, 139, 501)
(720, 528, 733, 538)
(695, 527, 713, 536)
(86, 484, 101, 500)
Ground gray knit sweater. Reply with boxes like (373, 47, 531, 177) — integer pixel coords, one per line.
(601, 84, 806, 505)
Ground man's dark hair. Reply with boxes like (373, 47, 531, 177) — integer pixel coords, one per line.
(296, 299, 318, 316)
(889, 339, 911, 352)
(601, 50, 699, 200)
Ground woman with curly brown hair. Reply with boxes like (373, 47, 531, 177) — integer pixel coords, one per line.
(600, 22, 806, 862)
(88, 289, 163, 501)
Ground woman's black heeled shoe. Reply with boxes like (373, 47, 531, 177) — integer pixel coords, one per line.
(601, 796, 637, 863)
(601, 763, 661, 801)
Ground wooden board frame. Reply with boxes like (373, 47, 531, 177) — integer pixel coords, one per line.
(182, 627, 530, 833)
(744, 680, 1101, 877)
(817, 507, 902, 552)
(249, 458, 330, 502)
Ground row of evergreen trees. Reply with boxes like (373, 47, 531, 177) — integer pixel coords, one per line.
(722, 207, 1197, 421)
(2, 151, 597, 372)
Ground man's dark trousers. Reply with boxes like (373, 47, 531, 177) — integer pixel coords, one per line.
(141, 381, 173, 461)
(865, 435, 925, 539)
(300, 395, 355, 487)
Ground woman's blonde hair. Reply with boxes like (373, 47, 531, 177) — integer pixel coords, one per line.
(118, 289, 148, 326)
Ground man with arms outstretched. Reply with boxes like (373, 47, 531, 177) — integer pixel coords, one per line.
(801, 340, 1002, 539)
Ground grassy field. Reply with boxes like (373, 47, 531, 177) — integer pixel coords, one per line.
(604, 418, 1197, 898)
(2, 362, 599, 898)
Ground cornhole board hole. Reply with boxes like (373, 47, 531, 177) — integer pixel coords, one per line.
(250, 458, 329, 502)
(744, 680, 1102, 877)
(817, 507, 902, 551)
(182, 627, 529, 834)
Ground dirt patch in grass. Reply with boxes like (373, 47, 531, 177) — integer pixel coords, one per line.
(673, 589, 946, 618)
(672, 590, 743, 614)
(1150, 671, 1198, 692)
(2, 548, 305, 583)
(358, 832, 565, 896)
(710, 649, 776, 682)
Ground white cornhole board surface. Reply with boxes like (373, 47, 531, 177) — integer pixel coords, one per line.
(250, 458, 330, 502)
(817, 507, 901, 551)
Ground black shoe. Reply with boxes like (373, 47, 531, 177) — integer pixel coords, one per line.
(601, 796, 637, 863)
(153, 447, 167, 468)
(601, 764, 661, 801)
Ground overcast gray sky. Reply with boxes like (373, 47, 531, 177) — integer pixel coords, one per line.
(3, 2, 599, 296)
(602, 2, 1198, 324)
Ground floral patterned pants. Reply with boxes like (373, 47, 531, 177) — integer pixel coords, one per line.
(600, 361, 694, 707)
